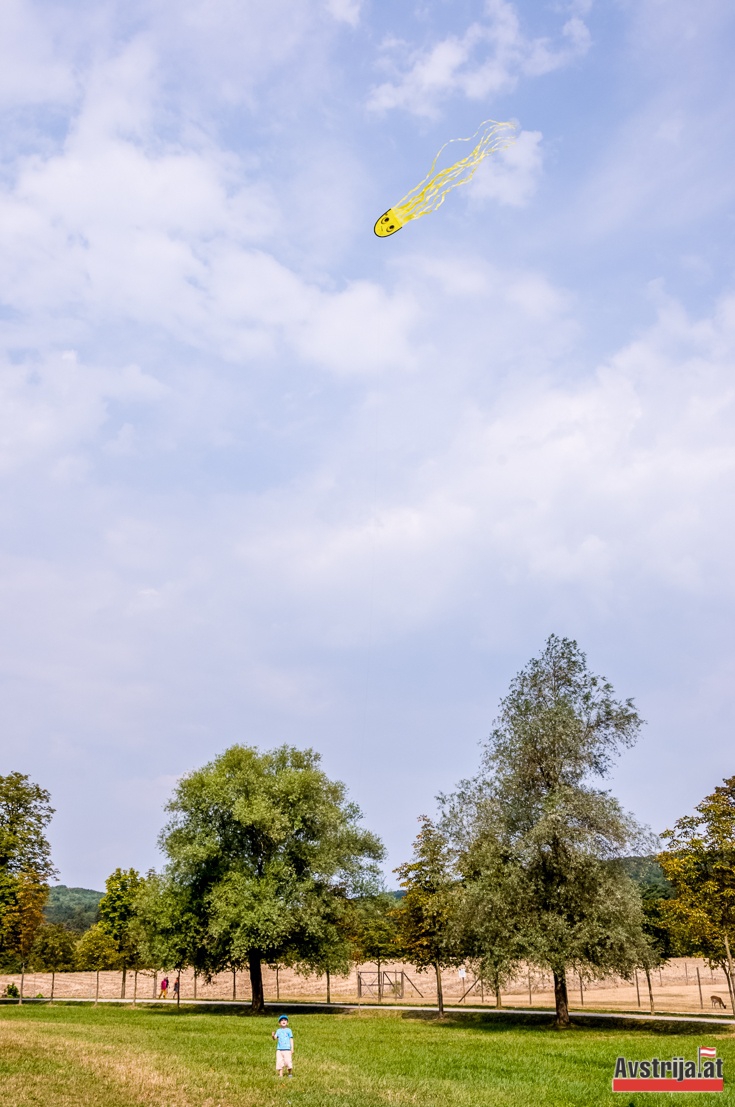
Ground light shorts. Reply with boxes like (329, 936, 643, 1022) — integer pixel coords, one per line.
(276, 1049, 293, 1071)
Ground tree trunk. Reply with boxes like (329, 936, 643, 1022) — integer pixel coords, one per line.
(177, 970, 181, 1009)
(578, 973, 584, 1006)
(722, 962, 735, 1013)
(121, 965, 127, 999)
(95, 969, 100, 1006)
(494, 969, 501, 1008)
(248, 950, 265, 1013)
(553, 968, 570, 1028)
(724, 935, 735, 1012)
(326, 969, 331, 1005)
(635, 970, 641, 1007)
(133, 970, 138, 1008)
(232, 968, 236, 1001)
(51, 969, 55, 1001)
(19, 963, 25, 1005)
(275, 966, 279, 1001)
(435, 962, 444, 1018)
(377, 960, 382, 1003)
(644, 965, 655, 1014)
(193, 970, 198, 1000)
(152, 971, 157, 999)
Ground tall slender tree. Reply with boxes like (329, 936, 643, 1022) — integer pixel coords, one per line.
(98, 868, 143, 998)
(394, 818, 459, 1016)
(443, 635, 648, 1027)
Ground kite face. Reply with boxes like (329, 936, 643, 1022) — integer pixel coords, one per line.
(374, 209, 403, 237)
(374, 118, 517, 238)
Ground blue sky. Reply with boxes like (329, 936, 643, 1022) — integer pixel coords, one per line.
(2, 0, 735, 888)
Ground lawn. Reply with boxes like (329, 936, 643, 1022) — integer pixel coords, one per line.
(0, 1002, 733, 1107)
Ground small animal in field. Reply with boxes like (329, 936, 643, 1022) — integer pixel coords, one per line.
(711, 995, 726, 1009)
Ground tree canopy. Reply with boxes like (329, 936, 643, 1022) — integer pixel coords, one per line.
(394, 817, 458, 1015)
(658, 775, 735, 1009)
(159, 744, 384, 1011)
(442, 634, 648, 1026)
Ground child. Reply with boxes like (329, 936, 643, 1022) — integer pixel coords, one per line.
(271, 1014, 294, 1078)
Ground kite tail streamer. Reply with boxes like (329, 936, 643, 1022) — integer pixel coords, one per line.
(374, 119, 518, 237)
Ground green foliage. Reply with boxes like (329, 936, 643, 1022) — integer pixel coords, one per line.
(44, 886, 102, 933)
(0, 872, 49, 970)
(30, 923, 77, 972)
(394, 817, 461, 1015)
(454, 824, 525, 1001)
(658, 776, 735, 985)
(74, 922, 120, 971)
(621, 857, 675, 960)
(133, 871, 202, 973)
(2, 982, 18, 998)
(0, 773, 55, 879)
(0, 774, 55, 970)
(442, 634, 649, 1026)
(347, 892, 402, 966)
(98, 868, 143, 969)
(159, 744, 384, 1011)
(394, 818, 457, 968)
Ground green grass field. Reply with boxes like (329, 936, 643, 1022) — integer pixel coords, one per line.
(1, 1003, 733, 1107)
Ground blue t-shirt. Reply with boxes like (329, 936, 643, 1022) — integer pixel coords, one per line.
(275, 1026, 293, 1050)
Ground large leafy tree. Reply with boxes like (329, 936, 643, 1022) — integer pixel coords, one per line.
(0, 773, 55, 877)
(443, 635, 648, 1027)
(160, 745, 384, 1012)
(0, 774, 56, 975)
(394, 817, 459, 1016)
(98, 868, 144, 998)
(658, 776, 735, 1010)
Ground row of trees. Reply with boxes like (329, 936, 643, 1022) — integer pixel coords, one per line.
(3, 636, 735, 1027)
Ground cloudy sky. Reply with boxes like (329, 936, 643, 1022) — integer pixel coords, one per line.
(2, 0, 734, 889)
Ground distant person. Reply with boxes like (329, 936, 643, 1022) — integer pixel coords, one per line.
(271, 1014, 294, 1078)
(173, 977, 180, 1000)
(158, 976, 169, 1000)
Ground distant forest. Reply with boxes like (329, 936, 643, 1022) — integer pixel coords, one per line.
(44, 885, 102, 932)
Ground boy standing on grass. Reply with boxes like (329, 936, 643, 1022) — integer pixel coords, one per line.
(272, 1015, 294, 1078)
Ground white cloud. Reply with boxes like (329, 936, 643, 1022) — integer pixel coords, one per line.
(0, 0, 76, 108)
(324, 0, 361, 27)
(368, 0, 591, 116)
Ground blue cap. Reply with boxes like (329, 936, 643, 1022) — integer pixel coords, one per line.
(277, 1014, 289, 1022)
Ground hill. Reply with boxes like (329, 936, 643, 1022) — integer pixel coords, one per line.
(44, 885, 102, 932)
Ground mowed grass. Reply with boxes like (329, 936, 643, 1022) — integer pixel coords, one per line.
(1, 1002, 734, 1107)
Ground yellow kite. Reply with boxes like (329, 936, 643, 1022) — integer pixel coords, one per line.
(374, 119, 518, 238)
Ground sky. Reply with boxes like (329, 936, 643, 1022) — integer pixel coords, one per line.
(2, 0, 735, 890)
